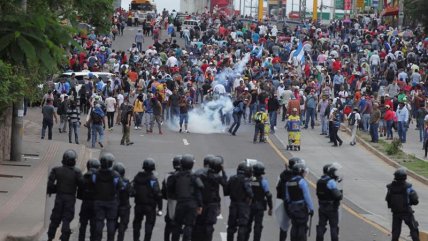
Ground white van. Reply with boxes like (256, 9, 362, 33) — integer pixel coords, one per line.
(182, 19, 200, 30)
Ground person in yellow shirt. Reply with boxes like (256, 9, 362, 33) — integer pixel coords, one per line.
(253, 106, 269, 143)
(133, 94, 145, 130)
(287, 108, 301, 151)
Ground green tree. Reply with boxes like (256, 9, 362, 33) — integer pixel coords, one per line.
(404, 0, 428, 32)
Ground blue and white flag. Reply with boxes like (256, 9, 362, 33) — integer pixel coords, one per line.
(257, 44, 264, 58)
(293, 41, 305, 65)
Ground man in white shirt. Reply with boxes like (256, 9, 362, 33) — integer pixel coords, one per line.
(166, 54, 178, 68)
(115, 91, 124, 125)
(348, 107, 361, 146)
(105, 93, 117, 131)
(369, 50, 380, 75)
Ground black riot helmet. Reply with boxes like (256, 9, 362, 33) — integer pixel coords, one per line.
(208, 156, 223, 173)
(292, 163, 307, 176)
(100, 153, 115, 170)
(172, 155, 182, 170)
(394, 168, 407, 181)
(86, 159, 101, 170)
(326, 165, 339, 180)
(203, 154, 216, 168)
(252, 162, 265, 176)
(288, 157, 303, 169)
(113, 162, 126, 177)
(181, 154, 195, 170)
(143, 158, 156, 172)
(216, 155, 224, 165)
(237, 162, 252, 177)
(323, 164, 332, 174)
(62, 149, 77, 167)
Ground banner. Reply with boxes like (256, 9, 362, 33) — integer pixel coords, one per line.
(344, 0, 351, 10)
(335, 0, 344, 9)
(356, 0, 365, 8)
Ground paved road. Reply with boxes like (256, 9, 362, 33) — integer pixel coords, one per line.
(55, 26, 395, 241)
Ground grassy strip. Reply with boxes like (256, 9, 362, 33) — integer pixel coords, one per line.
(358, 132, 428, 178)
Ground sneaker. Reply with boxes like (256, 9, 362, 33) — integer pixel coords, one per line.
(126, 142, 134, 146)
(134, 127, 138, 130)
(179, 129, 182, 133)
(120, 142, 125, 145)
(185, 130, 189, 133)
(99, 142, 104, 148)
(137, 127, 142, 130)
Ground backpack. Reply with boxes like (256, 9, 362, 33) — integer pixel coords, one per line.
(254, 112, 263, 123)
(91, 111, 103, 124)
(348, 112, 356, 126)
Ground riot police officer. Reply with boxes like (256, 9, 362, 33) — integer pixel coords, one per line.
(315, 164, 343, 241)
(47, 149, 83, 241)
(132, 158, 163, 241)
(285, 163, 314, 241)
(246, 162, 273, 241)
(167, 154, 204, 241)
(225, 161, 254, 241)
(162, 155, 182, 241)
(386, 168, 420, 241)
(113, 162, 131, 241)
(276, 157, 304, 241)
(93, 153, 122, 241)
(77, 159, 100, 241)
(192, 155, 228, 241)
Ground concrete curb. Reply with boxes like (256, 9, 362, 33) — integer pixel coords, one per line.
(341, 125, 428, 186)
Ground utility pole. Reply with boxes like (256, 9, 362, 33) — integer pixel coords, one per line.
(398, 0, 403, 31)
(11, 0, 26, 161)
(313, 0, 318, 21)
(258, 0, 263, 21)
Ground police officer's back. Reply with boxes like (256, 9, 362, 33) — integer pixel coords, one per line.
(167, 154, 204, 241)
(92, 153, 122, 241)
(113, 162, 131, 241)
(225, 162, 254, 241)
(385, 168, 420, 241)
(246, 162, 273, 241)
(47, 149, 83, 241)
(315, 164, 343, 241)
(193, 155, 228, 241)
(132, 158, 162, 241)
(77, 159, 100, 241)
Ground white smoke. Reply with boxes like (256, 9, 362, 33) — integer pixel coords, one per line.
(166, 53, 252, 134)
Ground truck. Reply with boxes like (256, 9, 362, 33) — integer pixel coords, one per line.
(128, 0, 156, 25)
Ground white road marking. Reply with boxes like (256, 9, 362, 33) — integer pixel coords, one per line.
(183, 139, 189, 146)
(140, 135, 144, 137)
(217, 214, 223, 219)
(22, 156, 40, 160)
(220, 232, 227, 241)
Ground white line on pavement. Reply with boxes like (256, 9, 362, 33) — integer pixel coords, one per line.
(183, 139, 189, 146)
(220, 232, 227, 241)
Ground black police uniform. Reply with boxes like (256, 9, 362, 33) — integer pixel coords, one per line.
(77, 169, 97, 241)
(386, 180, 420, 241)
(315, 175, 342, 241)
(47, 157, 83, 241)
(117, 177, 131, 241)
(93, 169, 122, 241)
(276, 168, 293, 241)
(192, 168, 227, 241)
(167, 170, 204, 241)
(162, 170, 179, 241)
(132, 171, 162, 241)
(225, 173, 253, 241)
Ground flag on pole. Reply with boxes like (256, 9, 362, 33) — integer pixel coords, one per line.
(293, 41, 305, 65)
(257, 44, 264, 58)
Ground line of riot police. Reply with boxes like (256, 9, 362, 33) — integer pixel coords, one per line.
(46, 150, 420, 241)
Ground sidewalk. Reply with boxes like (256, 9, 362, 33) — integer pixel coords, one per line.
(0, 109, 100, 241)
(400, 122, 428, 161)
(273, 124, 428, 237)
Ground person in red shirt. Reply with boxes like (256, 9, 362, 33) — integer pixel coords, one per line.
(384, 94, 394, 111)
(201, 60, 209, 73)
(384, 104, 395, 140)
(332, 58, 342, 73)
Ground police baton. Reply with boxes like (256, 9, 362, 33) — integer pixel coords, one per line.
(308, 214, 313, 237)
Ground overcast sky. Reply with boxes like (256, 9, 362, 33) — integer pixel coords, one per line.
(121, 0, 180, 12)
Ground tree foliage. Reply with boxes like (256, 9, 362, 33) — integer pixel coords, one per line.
(404, 0, 428, 32)
(0, 60, 27, 111)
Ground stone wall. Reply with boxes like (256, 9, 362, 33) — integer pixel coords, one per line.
(0, 107, 12, 161)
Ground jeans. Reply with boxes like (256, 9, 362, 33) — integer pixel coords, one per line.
(171, 106, 180, 123)
(106, 111, 115, 129)
(350, 124, 358, 144)
(91, 124, 104, 148)
(397, 121, 407, 143)
(253, 123, 265, 142)
(121, 124, 130, 144)
(229, 113, 242, 135)
(179, 113, 189, 126)
(417, 120, 424, 142)
(68, 121, 80, 144)
(144, 112, 154, 131)
(321, 115, 328, 134)
(386, 120, 394, 139)
(60, 114, 67, 132)
(370, 123, 379, 142)
(305, 107, 315, 128)
(42, 118, 53, 140)
(249, 103, 257, 123)
(269, 111, 277, 132)
(136, 42, 143, 52)
(362, 114, 371, 132)
(94, 200, 118, 241)
(134, 112, 144, 127)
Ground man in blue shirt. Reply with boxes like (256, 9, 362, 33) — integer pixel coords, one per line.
(396, 102, 409, 143)
(332, 71, 344, 97)
(228, 98, 248, 136)
(285, 163, 314, 241)
(315, 164, 343, 241)
(304, 90, 318, 129)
